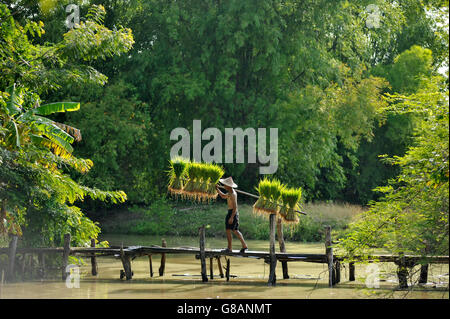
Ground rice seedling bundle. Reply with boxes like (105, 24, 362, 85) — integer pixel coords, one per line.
(170, 160, 224, 202)
(205, 164, 225, 197)
(279, 187, 302, 224)
(253, 178, 283, 217)
(167, 157, 188, 197)
(182, 162, 201, 199)
(193, 163, 224, 202)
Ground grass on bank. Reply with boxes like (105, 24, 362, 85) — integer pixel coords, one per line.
(98, 198, 366, 242)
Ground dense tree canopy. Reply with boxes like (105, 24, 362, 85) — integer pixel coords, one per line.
(338, 80, 449, 259)
(0, 3, 131, 245)
(1, 0, 448, 258)
(50, 0, 447, 206)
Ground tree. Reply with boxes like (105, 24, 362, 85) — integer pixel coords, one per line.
(338, 79, 449, 264)
(341, 45, 439, 204)
(65, 80, 156, 205)
(55, 0, 407, 201)
(0, 4, 132, 246)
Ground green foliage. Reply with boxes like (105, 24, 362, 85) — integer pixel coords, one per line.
(65, 81, 154, 204)
(101, 201, 345, 243)
(32, 0, 448, 209)
(338, 83, 449, 260)
(342, 45, 438, 204)
(2, 1, 449, 255)
(277, 75, 389, 200)
(0, 3, 132, 246)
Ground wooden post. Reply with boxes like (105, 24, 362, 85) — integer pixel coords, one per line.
(225, 258, 230, 282)
(159, 239, 167, 276)
(396, 255, 408, 289)
(38, 252, 45, 279)
(120, 246, 132, 280)
(419, 263, 429, 284)
(277, 218, 289, 279)
(62, 233, 71, 281)
(90, 238, 98, 276)
(268, 213, 277, 286)
(216, 256, 224, 278)
(334, 260, 341, 284)
(29, 254, 34, 280)
(209, 258, 214, 280)
(199, 226, 208, 282)
(21, 254, 27, 280)
(419, 244, 430, 284)
(349, 262, 355, 281)
(7, 235, 18, 282)
(148, 255, 154, 277)
(325, 226, 334, 287)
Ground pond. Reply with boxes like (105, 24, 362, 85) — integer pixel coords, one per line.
(0, 234, 448, 299)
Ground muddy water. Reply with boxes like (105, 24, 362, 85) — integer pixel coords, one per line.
(0, 235, 448, 299)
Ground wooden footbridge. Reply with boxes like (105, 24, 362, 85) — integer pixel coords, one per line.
(1, 220, 448, 289)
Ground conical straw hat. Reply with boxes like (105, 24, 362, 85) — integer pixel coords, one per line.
(219, 177, 238, 188)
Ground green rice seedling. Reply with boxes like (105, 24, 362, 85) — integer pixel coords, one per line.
(268, 178, 283, 211)
(167, 157, 188, 197)
(253, 177, 280, 217)
(173, 160, 225, 202)
(197, 163, 210, 194)
(280, 187, 302, 224)
(182, 161, 198, 196)
(205, 163, 224, 196)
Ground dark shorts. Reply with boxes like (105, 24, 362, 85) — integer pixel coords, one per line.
(225, 209, 239, 230)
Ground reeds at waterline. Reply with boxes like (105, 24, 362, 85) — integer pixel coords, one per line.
(279, 187, 302, 224)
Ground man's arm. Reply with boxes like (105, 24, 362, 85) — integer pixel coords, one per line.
(216, 185, 228, 199)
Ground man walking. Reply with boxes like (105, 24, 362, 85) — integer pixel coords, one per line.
(216, 177, 248, 253)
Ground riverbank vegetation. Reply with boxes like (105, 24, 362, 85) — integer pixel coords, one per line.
(97, 200, 364, 242)
(0, 0, 448, 276)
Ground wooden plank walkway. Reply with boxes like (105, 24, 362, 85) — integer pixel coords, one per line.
(2, 245, 447, 262)
(1, 227, 448, 288)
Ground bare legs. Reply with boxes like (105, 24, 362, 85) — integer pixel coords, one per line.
(226, 229, 248, 250)
(226, 229, 233, 250)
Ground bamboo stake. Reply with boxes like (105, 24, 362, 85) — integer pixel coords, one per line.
(216, 256, 224, 278)
(209, 258, 214, 280)
(62, 233, 71, 281)
(325, 226, 333, 287)
(268, 213, 277, 286)
(199, 226, 208, 282)
(148, 255, 154, 277)
(38, 252, 45, 279)
(277, 218, 289, 279)
(7, 235, 18, 282)
(90, 238, 98, 276)
(159, 239, 167, 276)
(349, 262, 355, 281)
